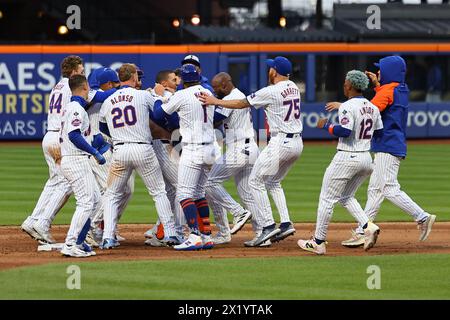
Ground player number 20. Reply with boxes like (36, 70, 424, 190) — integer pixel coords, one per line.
(111, 105, 137, 128)
(283, 98, 300, 121)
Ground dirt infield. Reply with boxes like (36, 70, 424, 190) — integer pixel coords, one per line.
(1, 222, 449, 271)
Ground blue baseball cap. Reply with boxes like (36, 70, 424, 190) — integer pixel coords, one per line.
(87, 67, 106, 90)
(97, 68, 120, 85)
(266, 56, 292, 76)
(181, 63, 200, 83)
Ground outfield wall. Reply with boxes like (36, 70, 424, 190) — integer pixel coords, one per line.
(0, 44, 449, 140)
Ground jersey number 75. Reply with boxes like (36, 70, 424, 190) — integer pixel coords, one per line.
(283, 98, 300, 121)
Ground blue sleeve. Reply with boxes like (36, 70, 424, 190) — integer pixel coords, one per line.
(373, 128, 382, 139)
(91, 88, 117, 104)
(151, 100, 169, 128)
(68, 130, 98, 155)
(214, 111, 227, 123)
(331, 125, 352, 137)
(166, 112, 180, 130)
(99, 122, 110, 137)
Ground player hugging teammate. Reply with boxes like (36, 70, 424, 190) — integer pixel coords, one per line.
(21, 53, 436, 257)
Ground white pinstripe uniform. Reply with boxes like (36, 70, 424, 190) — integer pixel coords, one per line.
(100, 87, 177, 240)
(26, 79, 96, 231)
(162, 85, 216, 204)
(150, 89, 186, 234)
(246, 80, 303, 228)
(87, 99, 134, 227)
(205, 88, 260, 235)
(60, 100, 101, 246)
(314, 97, 383, 241)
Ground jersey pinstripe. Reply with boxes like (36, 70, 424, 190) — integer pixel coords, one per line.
(100, 87, 155, 144)
(60, 101, 91, 157)
(47, 78, 96, 131)
(162, 85, 215, 144)
(336, 97, 383, 152)
(215, 88, 254, 144)
(246, 80, 302, 134)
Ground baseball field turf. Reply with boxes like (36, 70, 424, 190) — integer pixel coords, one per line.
(0, 142, 449, 299)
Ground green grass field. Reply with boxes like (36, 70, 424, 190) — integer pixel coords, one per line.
(0, 143, 449, 300)
(1, 143, 449, 225)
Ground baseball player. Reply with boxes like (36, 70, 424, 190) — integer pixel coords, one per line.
(199, 56, 303, 247)
(179, 55, 214, 93)
(86, 67, 135, 246)
(144, 70, 186, 246)
(204, 72, 261, 245)
(153, 64, 216, 251)
(21, 56, 116, 245)
(99, 63, 178, 249)
(297, 70, 382, 255)
(326, 56, 437, 247)
(59, 74, 106, 257)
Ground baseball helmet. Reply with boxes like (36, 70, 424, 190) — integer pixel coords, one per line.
(181, 63, 200, 83)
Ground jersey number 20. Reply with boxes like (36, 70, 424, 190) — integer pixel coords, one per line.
(112, 105, 137, 128)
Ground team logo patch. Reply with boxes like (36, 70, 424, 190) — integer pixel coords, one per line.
(74, 112, 79, 116)
(340, 117, 350, 125)
(342, 110, 348, 115)
(71, 119, 81, 126)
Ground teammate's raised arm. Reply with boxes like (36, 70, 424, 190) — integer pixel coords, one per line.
(199, 93, 250, 109)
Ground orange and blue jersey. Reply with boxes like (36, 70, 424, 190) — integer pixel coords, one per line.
(370, 55, 408, 158)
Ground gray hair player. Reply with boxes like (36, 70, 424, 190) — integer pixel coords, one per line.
(199, 56, 303, 247)
(297, 70, 382, 255)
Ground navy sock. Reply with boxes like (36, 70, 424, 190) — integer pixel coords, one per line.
(195, 198, 211, 235)
(76, 218, 91, 245)
(180, 198, 199, 235)
(314, 238, 325, 245)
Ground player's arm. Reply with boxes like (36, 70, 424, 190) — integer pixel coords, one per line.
(68, 129, 106, 164)
(199, 93, 250, 109)
(317, 118, 351, 137)
(89, 88, 117, 104)
(325, 102, 342, 112)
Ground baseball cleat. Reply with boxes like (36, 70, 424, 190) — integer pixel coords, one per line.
(85, 230, 100, 248)
(363, 221, 380, 251)
(230, 210, 252, 235)
(144, 229, 154, 239)
(253, 224, 280, 246)
(244, 236, 272, 247)
(201, 234, 214, 250)
(115, 233, 126, 242)
(80, 242, 96, 256)
(212, 233, 232, 245)
(144, 236, 168, 247)
(418, 214, 436, 241)
(165, 235, 184, 246)
(21, 220, 43, 242)
(271, 222, 295, 243)
(33, 223, 56, 244)
(297, 238, 326, 255)
(341, 230, 365, 248)
(173, 233, 203, 251)
(61, 244, 92, 258)
(100, 238, 120, 250)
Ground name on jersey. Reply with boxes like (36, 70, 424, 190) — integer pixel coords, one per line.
(110, 94, 134, 105)
(359, 106, 374, 116)
(281, 87, 299, 99)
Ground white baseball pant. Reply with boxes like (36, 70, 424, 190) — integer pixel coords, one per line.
(205, 139, 261, 235)
(61, 155, 101, 245)
(314, 151, 372, 241)
(103, 143, 176, 240)
(249, 133, 303, 228)
(29, 131, 72, 231)
(152, 139, 185, 233)
(355, 152, 430, 234)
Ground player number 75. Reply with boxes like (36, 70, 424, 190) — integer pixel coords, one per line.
(284, 98, 300, 121)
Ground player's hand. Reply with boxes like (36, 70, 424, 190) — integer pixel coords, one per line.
(198, 92, 219, 105)
(154, 83, 165, 97)
(316, 118, 330, 129)
(93, 151, 106, 165)
(325, 102, 341, 112)
(365, 71, 380, 87)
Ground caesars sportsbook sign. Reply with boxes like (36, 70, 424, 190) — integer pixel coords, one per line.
(1, 55, 450, 140)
